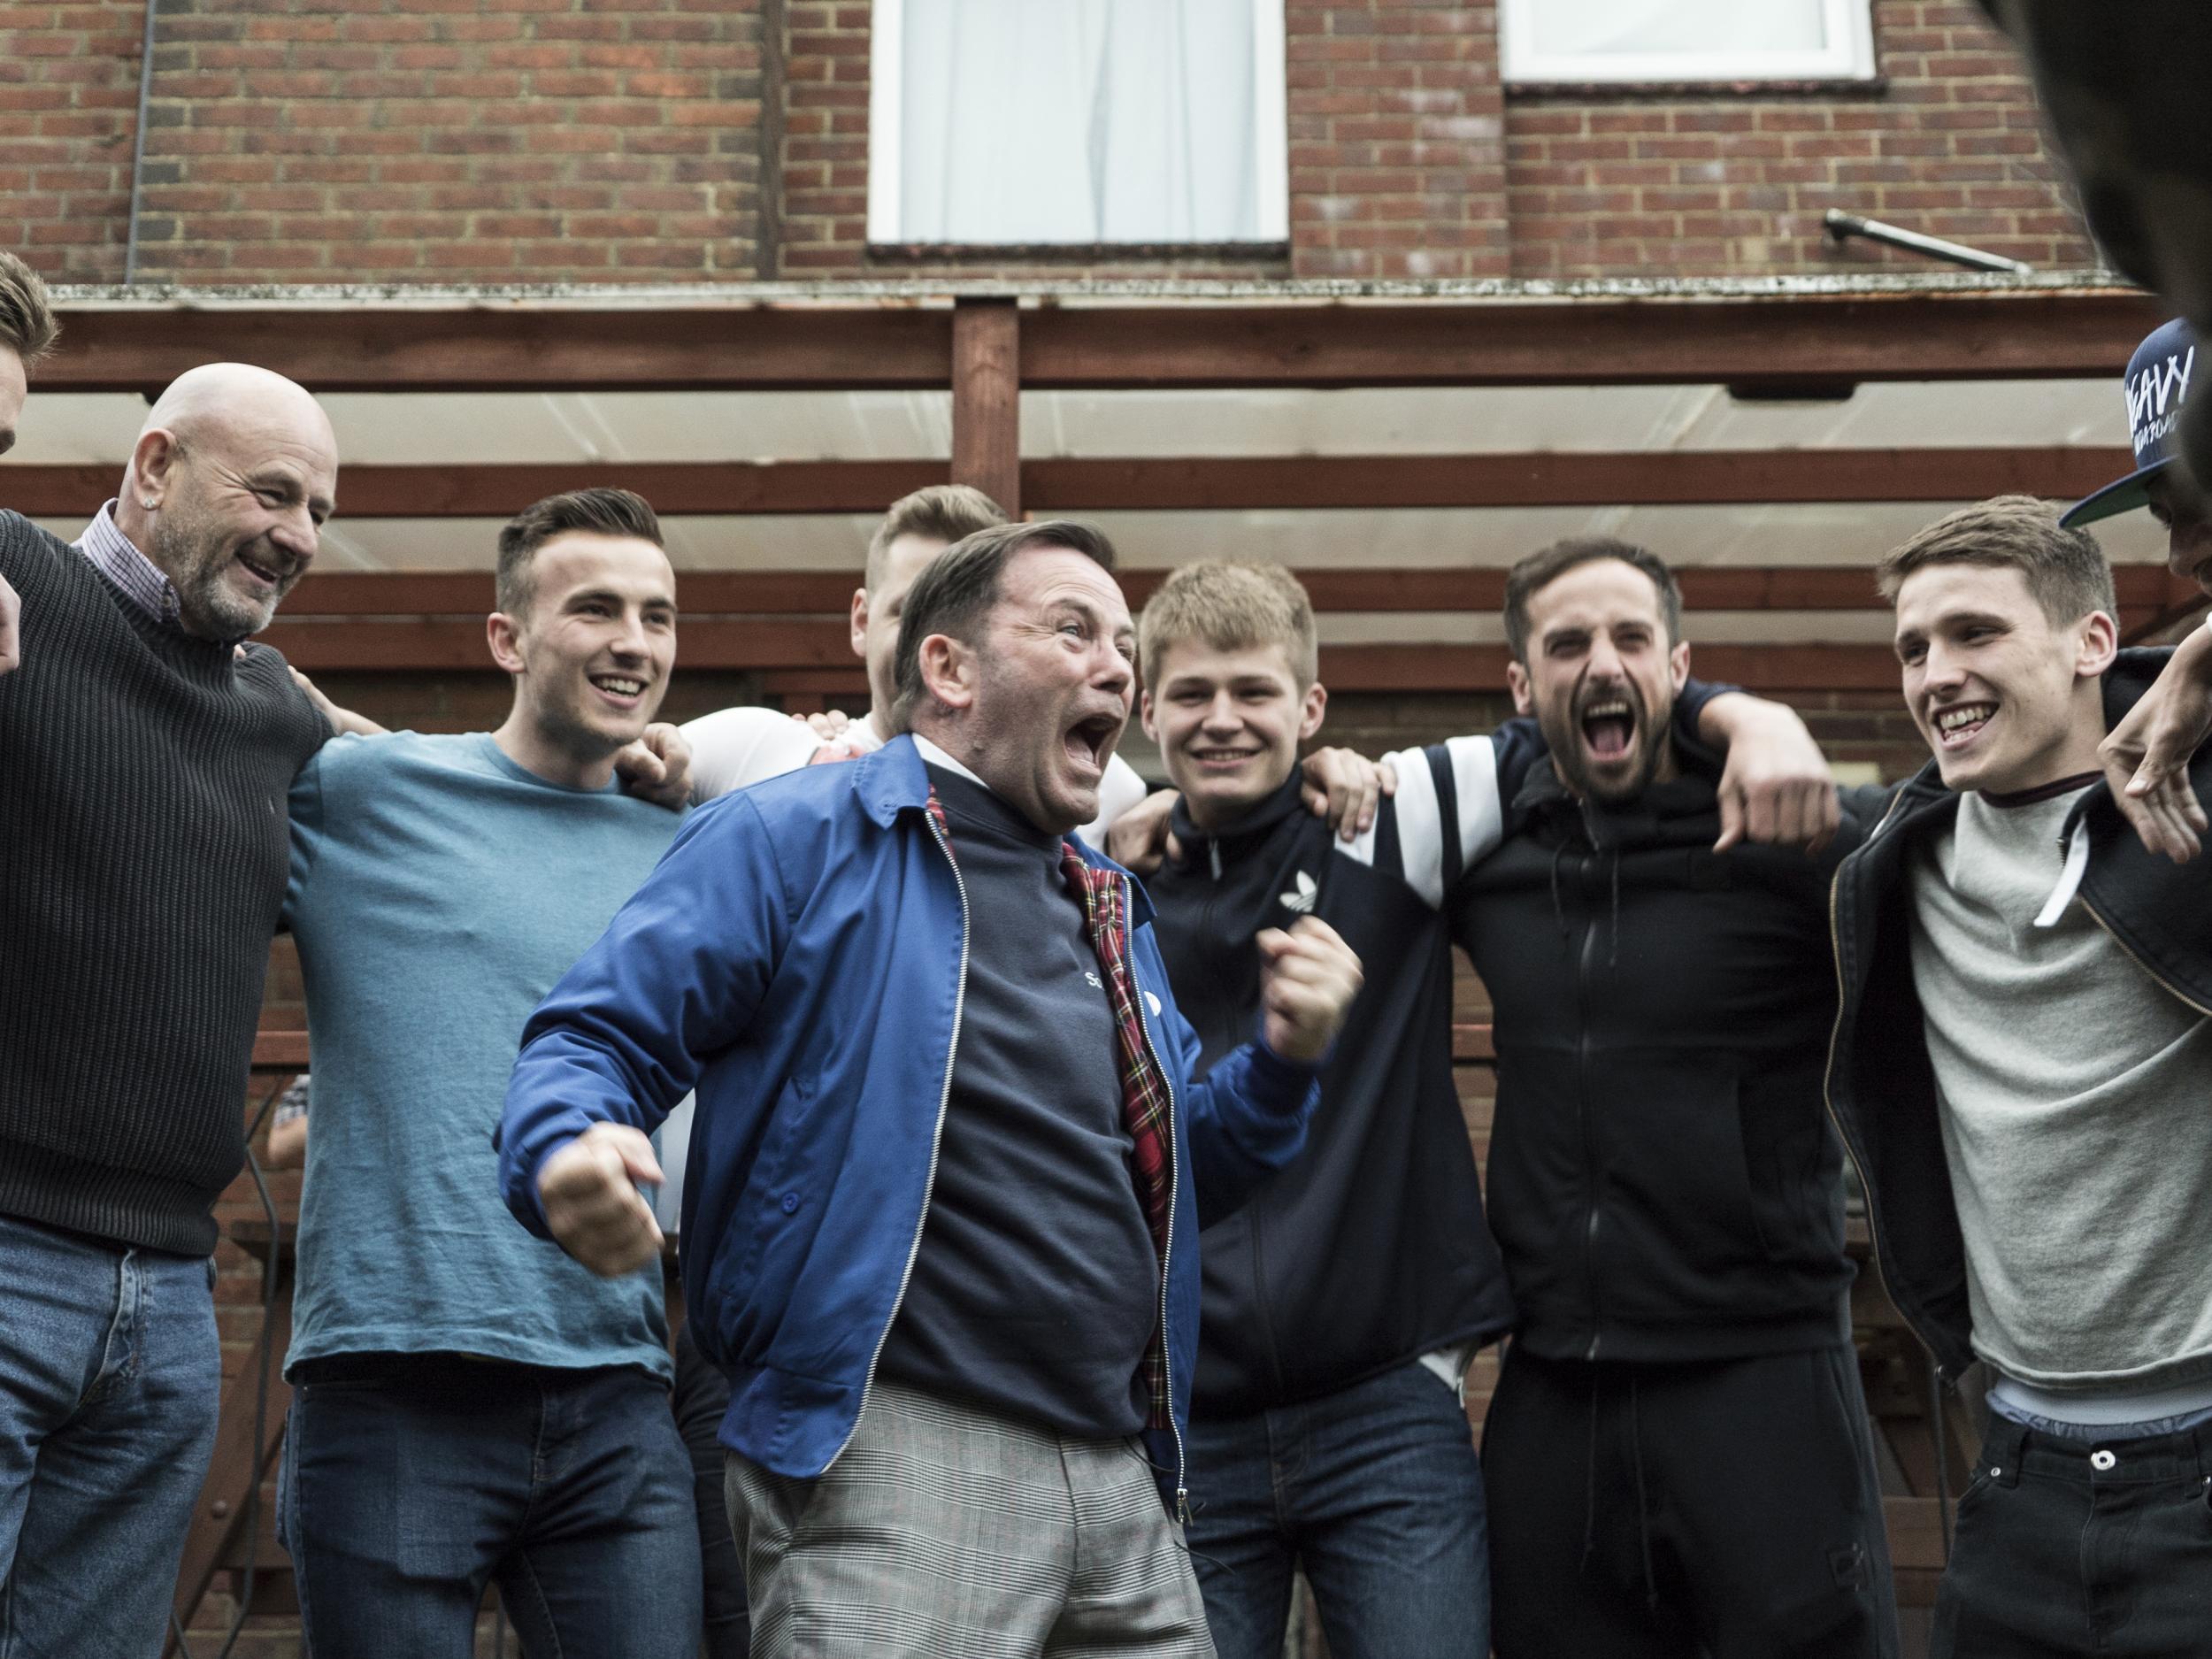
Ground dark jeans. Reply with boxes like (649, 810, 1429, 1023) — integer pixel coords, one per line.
(0, 1213, 220, 1658)
(1184, 1359, 1490, 1659)
(672, 1320, 751, 1659)
(1933, 1413, 2212, 1656)
(1484, 1343, 1900, 1659)
(279, 1353, 701, 1659)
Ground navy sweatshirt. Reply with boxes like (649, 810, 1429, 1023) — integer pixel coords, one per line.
(875, 766, 1161, 1436)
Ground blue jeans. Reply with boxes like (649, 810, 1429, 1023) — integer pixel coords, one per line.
(279, 1353, 701, 1659)
(1184, 1359, 1491, 1659)
(0, 1211, 222, 1659)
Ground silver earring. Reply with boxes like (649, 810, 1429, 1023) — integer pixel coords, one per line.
(141, 498, 157, 510)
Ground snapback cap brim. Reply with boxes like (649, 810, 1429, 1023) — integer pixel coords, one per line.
(2060, 457, 2172, 528)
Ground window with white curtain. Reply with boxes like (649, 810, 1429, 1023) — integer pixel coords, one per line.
(866, 0, 1288, 247)
(1498, 0, 1877, 85)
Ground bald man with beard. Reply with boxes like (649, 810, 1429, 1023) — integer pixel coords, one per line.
(0, 363, 341, 1656)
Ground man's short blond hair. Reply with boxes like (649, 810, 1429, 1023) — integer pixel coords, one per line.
(866, 484, 1008, 588)
(1876, 495, 2116, 625)
(1138, 561, 1318, 689)
(0, 251, 58, 365)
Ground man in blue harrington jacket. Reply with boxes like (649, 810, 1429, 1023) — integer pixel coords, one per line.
(498, 520, 1363, 1659)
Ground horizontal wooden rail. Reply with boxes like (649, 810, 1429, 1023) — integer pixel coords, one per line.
(271, 629, 1912, 690)
(2, 448, 2137, 518)
(263, 565, 2188, 618)
(41, 287, 2167, 394)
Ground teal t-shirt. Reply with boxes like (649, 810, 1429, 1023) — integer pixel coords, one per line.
(282, 732, 682, 1380)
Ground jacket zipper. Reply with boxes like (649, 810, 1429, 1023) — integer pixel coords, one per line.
(2077, 890, 2212, 1018)
(824, 809, 971, 1471)
(1126, 873, 1190, 1525)
(1574, 843, 1604, 1361)
(1818, 863, 1943, 1377)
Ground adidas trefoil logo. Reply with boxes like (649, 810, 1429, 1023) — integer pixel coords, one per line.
(1279, 871, 1317, 914)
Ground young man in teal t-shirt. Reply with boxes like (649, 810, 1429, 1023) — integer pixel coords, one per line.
(279, 489, 699, 1659)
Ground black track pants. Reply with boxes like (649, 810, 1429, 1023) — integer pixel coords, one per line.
(1483, 1343, 1900, 1659)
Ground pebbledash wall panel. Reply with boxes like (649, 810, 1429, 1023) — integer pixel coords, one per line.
(4, 0, 2093, 285)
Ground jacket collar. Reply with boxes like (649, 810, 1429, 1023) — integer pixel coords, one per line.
(1508, 734, 1724, 848)
(1167, 772, 1305, 870)
(860, 733, 1156, 925)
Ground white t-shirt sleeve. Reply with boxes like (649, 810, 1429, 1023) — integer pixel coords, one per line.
(681, 705, 832, 803)
(1377, 734, 1506, 909)
(1077, 752, 1153, 846)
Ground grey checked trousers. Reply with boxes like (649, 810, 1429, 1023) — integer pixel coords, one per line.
(726, 1379, 1217, 1658)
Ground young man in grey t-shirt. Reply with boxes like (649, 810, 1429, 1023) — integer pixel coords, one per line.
(1827, 495, 2212, 1659)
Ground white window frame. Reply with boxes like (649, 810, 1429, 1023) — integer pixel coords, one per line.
(865, 0, 1290, 247)
(1497, 0, 1878, 86)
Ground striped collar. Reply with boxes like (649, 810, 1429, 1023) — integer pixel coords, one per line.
(74, 501, 183, 628)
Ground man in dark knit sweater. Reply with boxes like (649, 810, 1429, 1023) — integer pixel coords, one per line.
(0, 363, 338, 1657)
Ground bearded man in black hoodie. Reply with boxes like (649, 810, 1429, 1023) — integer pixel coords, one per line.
(1454, 537, 1900, 1659)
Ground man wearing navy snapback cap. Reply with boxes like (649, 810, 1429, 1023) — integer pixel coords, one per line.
(2061, 319, 2212, 573)
(2068, 320, 2212, 864)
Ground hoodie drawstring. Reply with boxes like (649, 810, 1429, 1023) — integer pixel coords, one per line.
(1580, 1371, 1601, 1572)
(1608, 850, 1623, 972)
(1629, 1371, 1659, 1611)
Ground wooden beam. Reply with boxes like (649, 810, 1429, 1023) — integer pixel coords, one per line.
(38, 305, 955, 396)
(39, 287, 2163, 394)
(262, 616, 1903, 692)
(1018, 290, 2169, 389)
(0, 448, 2140, 519)
(950, 299, 1021, 515)
(264, 564, 2182, 618)
(1314, 642, 1904, 694)
(251, 1029, 312, 1070)
(1022, 447, 2134, 511)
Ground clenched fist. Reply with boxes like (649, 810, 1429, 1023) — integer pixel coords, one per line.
(1256, 915, 1363, 1064)
(537, 1123, 667, 1278)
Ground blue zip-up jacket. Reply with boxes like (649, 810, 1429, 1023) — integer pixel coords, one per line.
(498, 735, 1322, 1514)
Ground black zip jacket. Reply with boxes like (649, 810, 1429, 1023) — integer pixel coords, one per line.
(1451, 741, 1863, 1363)
(1825, 647, 2209, 1379)
(1153, 736, 1532, 1412)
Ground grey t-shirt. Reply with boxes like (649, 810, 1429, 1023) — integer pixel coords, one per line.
(1908, 781, 2212, 1396)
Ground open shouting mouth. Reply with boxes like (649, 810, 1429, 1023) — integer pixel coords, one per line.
(1579, 691, 1638, 764)
(1064, 711, 1120, 778)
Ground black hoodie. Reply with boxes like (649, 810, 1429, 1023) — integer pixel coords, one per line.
(1152, 734, 1531, 1412)
(1450, 739, 1863, 1363)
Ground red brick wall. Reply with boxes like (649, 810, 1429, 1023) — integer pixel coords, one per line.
(2, 0, 148, 282)
(1506, 0, 2095, 277)
(6, 0, 2093, 288)
(1287, 3, 1509, 278)
(131, 0, 767, 285)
